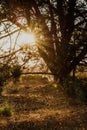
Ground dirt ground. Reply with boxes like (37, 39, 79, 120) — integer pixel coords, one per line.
(0, 76, 87, 130)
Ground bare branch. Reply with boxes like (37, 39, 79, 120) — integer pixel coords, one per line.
(0, 29, 21, 40)
(0, 48, 22, 59)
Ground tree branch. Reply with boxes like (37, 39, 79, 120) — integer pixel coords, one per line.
(0, 48, 22, 59)
(0, 29, 21, 40)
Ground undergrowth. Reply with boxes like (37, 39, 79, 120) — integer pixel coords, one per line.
(62, 76, 87, 102)
(0, 103, 14, 117)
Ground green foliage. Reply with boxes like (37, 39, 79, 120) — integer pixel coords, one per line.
(11, 64, 22, 82)
(74, 79, 87, 102)
(62, 76, 76, 98)
(0, 64, 11, 94)
(62, 76, 87, 102)
(0, 63, 22, 94)
(0, 64, 11, 86)
(11, 86, 19, 94)
(0, 104, 13, 117)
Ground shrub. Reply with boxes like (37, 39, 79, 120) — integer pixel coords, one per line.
(0, 63, 22, 95)
(62, 76, 76, 98)
(62, 76, 87, 102)
(11, 86, 19, 94)
(0, 104, 13, 117)
(0, 64, 11, 94)
(75, 80, 87, 102)
(11, 64, 22, 82)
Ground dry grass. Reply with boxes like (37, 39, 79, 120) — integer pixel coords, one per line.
(0, 76, 87, 130)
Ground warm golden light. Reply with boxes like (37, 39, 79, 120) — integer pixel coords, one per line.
(18, 31, 36, 45)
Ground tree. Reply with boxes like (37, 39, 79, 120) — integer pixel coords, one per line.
(0, 0, 87, 82)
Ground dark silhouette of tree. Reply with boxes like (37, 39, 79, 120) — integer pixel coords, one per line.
(0, 0, 87, 81)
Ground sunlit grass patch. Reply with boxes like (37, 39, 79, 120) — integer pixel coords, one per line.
(76, 72, 87, 79)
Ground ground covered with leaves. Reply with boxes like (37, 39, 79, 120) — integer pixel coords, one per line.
(0, 76, 87, 130)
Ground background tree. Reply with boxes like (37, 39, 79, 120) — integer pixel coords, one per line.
(0, 0, 87, 82)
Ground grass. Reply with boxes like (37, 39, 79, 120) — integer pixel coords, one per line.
(0, 75, 87, 129)
(76, 72, 87, 79)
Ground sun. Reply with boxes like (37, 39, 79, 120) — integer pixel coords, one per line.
(18, 31, 36, 45)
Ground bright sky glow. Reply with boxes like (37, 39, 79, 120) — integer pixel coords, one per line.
(18, 31, 36, 45)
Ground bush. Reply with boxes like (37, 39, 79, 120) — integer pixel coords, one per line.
(62, 76, 76, 97)
(0, 104, 13, 117)
(0, 64, 11, 86)
(0, 63, 22, 94)
(62, 76, 87, 102)
(11, 64, 22, 82)
(75, 80, 87, 102)
(0, 64, 11, 94)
